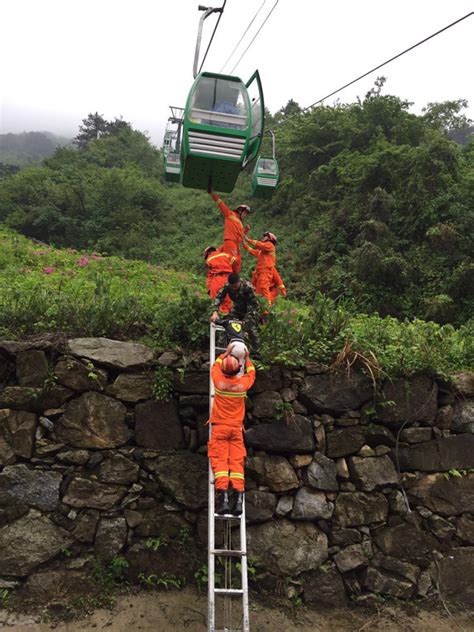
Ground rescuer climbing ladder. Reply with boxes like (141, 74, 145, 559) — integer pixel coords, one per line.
(208, 323, 250, 632)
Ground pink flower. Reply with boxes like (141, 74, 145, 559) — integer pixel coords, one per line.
(91, 254, 101, 260)
(76, 256, 90, 267)
(287, 320, 293, 325)
(43, 266, 55, 275)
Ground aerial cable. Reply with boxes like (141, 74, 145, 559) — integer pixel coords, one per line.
(198, 0, 227, 75)
(219, 0, 267, 73)
(229, 0, 279, 75)
(276, 11, 474, 129)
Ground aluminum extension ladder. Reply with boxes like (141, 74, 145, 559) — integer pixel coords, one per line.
(208, 323, 250, 632)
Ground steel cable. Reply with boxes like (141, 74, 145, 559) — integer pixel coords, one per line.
(276, 11, 474, 129)
(229, 0, 280, 75)
(220, 0, 267, 73)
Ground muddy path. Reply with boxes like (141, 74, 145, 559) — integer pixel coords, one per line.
(1, 589, 473, 632)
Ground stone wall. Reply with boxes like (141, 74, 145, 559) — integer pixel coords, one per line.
(0, 337, 473, 609)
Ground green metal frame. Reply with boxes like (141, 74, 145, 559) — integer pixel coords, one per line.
(181, 71, 265, 193)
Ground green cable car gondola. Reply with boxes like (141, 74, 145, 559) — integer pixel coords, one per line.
(251, 130, 279, 198)
(251, 157, 279, 198)
(181, 70, 264, 192)
(180, 7, 265, 193)
(163, 106, 184, 184)
(164, 151, 181, 182)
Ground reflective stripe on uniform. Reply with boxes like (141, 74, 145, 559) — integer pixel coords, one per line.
(230, 215, 243, 226)
(247, 366, 255, 372)
(229, 472, 245, 479)
(214, 387, 247, 398)
(215, 471, 229, 478)
(208, 252, 231, 263)
(216, 358, 223, 364)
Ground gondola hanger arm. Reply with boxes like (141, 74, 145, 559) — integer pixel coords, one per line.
(193, 5, 224, 79)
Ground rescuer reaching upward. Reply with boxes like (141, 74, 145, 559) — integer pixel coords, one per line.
(243, 231, 278, 305)
(243, 238, 286, 304)
(208, 349, 256, 515)
(208, 184, 250, 273)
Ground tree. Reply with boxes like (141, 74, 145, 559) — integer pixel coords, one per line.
(422, 99, 472, 132)
(74, 112, 109, 149)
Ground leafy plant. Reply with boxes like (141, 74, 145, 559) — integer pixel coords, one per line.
(0, 589, 9, 609)
(152, 366, 173, 402)
(138, 572, 182, 590)
(145, 536, 168, 551)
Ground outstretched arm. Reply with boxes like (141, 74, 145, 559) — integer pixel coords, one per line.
(209, 191, 231, 219)
(243, 242, 258, 257)
(211, 283, 229, 316)
(245, 237, 274, 252)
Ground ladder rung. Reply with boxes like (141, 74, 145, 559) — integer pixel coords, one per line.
(214, 512, 241, 519)
(214, 588, 244, 596)
(211, 549, 246, 557)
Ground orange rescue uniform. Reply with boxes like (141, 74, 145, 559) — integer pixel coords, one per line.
(211, 192, 245, 272)
(205, 249, 234, 314)
(208, 354, 256, 491)
(270, 268, 286, 302)
(243, 238, 276, 304)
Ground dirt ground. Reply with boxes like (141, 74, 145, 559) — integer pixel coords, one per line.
(1, 589, 473, 632)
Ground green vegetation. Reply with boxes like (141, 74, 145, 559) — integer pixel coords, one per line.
(138, 572, 183, 590)
(0, 229, 472, 378)
(0, 87, 472, 378)
(152, 366, 174, 401)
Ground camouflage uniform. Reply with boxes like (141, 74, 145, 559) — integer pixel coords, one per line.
(213, 280, 260, 352)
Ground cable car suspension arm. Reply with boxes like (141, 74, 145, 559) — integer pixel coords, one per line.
(194, 2, 227, 79)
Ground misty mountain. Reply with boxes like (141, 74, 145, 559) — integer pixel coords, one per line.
(0, 131, 71, 166)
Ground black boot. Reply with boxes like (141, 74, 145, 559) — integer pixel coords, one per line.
(232, 491, 244, 516)
(215, 490, 231, 515)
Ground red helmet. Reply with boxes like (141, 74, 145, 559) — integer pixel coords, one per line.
(263, 231, 277, 244)
(221, 355, 240, 375)
(203, 246, 216, 259)
(235, 204, 251, 214)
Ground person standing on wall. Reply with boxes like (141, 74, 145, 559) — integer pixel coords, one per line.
(243, 231, 278, 305)
(208, 349, 256, 515)
(203, 246, 234, 315)
(243, 239, 286, 304)
(208, 184, 250, 273)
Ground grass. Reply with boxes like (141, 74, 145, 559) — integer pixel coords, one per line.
(0, 228, 472, 378)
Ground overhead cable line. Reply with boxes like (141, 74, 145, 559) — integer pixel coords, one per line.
(229, 0, 279, 75)
(220, 0, 267, 73)
(198, 0, 227, 75)
(277, 11, 474, 128)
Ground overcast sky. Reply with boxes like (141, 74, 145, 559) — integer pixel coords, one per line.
(1, 0, 472, 144)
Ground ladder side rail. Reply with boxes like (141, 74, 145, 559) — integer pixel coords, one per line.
(240, 500, 250, 632)
(208, 322, 217, 632)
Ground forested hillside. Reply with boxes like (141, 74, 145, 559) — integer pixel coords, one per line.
(0, 88, 472, 326)
(0, 131, 71, 166)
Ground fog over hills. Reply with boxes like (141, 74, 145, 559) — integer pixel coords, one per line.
(0, 131, 72, 165)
